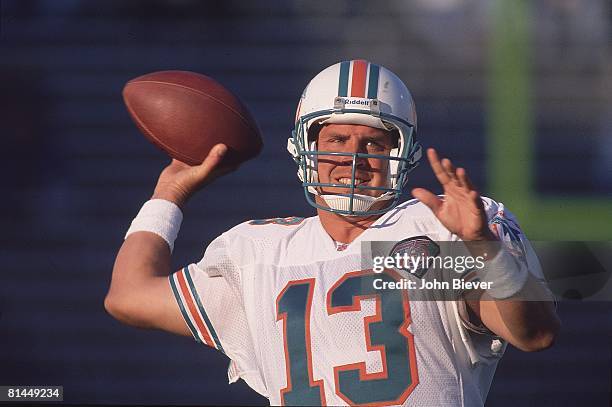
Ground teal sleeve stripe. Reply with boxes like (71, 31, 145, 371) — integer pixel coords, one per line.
(367, 63, 380, 99)
(183, 266, 226, 354)
(168, 272, 202, 343)
(338, 61, 350, 97)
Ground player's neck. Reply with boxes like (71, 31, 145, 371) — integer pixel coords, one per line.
(317, 208, 380, 244)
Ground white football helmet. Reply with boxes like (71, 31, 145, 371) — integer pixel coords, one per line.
(287, 59, 422, 216)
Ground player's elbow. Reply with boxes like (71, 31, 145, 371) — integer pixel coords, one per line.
(515, 320, 560, 352)
(104, 292, 152, 328)
(104, 292, 130, 323)
(516, 331, 556, 352)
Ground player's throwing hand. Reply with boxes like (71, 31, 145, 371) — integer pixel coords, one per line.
(411, 148, 497, 242)
(152, 143, 235, 208)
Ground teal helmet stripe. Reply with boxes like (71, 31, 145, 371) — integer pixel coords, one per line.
(367, 63, 380, 99)
(338, 61, 350, 97)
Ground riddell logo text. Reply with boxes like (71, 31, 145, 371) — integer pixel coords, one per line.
(337, 98, 371, 106)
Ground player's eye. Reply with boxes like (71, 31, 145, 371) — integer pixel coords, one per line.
(325, 136, 346, 145)
(366, 141, 386, 152)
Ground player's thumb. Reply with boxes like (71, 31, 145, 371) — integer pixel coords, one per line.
(411, 188, 442, 213)
(210, 143, 228, 161)
(197, 144, 227, 173)
(192, 143, 230, 185)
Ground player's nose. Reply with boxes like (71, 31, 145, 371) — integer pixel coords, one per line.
(343, 137, 369, 154)
(338, 145, 368, 167)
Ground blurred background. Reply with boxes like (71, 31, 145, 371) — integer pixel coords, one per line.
(0, 0, 610, 405)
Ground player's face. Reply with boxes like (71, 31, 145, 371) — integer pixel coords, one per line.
(316, 124, 396, 198)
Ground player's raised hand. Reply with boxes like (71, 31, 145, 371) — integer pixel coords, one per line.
(152, 143, 237, 208)
(411, 148, 497, 242)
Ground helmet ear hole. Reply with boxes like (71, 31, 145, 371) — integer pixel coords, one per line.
(389, 129, 400, 149)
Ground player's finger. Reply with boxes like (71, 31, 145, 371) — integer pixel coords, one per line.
(457, 167, 475, 190)
(411, 187, 443, 214)
(441, 158, 460, 185)
(195, 144, 228, 177)
(427, 148, 451, 185)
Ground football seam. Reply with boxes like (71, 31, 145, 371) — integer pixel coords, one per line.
(127, 80, 260, 136)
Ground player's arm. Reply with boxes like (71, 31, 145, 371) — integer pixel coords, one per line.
(464, 281, 559, 352)
(104, 144, 232, 335)
(412, 148, 560, 352)
(459, 237, 560, 351)
(106, 231, 190, 335)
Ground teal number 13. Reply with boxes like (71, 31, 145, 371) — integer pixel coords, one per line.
(276, 270, 419, 406)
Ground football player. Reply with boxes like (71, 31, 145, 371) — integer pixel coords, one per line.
(105, 60, 559, 406)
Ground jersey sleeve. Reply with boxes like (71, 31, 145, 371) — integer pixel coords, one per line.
(168, 234, 268, 397)
(483, 198, 550, 286)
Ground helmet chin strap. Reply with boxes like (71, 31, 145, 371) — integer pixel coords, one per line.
(319, 191, 394, 216)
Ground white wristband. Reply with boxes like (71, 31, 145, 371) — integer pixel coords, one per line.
(125, 199, 183, 253)
(478, 248, 529, 299)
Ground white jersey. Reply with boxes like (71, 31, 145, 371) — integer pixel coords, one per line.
(169, 197, 544, 406)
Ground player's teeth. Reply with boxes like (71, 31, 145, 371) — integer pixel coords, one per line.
(338, 178, 363, 185)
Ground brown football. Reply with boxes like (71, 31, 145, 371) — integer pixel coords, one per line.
(123, 70, 263, 166)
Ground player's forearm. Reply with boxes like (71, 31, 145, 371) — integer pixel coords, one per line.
(485, 301, 559, 352)
(105, 232, 172, 325)
(478, 283, 560, 352)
